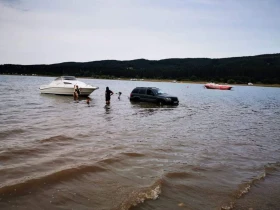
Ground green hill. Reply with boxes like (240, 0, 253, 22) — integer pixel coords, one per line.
(1, 53, 280, 84)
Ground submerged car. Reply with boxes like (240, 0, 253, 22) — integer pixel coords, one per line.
(129, 87, 179, 105)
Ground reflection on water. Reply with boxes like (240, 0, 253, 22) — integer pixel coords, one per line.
(41, 93, 93, 104)
(104, 104, 112, 119)
(0, 75, 280, 210)
(130, 100, 178, 108)
(41, 94, 73, 105)
(130, 101, 177, 117)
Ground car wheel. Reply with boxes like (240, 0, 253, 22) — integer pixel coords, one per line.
(157, 99, 164, 106)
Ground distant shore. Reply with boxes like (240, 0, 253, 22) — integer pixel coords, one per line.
(1, 74, 280, 88)
(113, 78, 280, 88)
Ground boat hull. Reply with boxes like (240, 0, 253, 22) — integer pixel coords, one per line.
(205, 84, 232, 90)
(40, 86, 98, 96)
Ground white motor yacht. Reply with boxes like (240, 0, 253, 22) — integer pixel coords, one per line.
(40, 76, 99, 96)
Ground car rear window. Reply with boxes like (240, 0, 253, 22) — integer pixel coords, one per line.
(139, 89, 146, 94)
(132, 88, 139, 93)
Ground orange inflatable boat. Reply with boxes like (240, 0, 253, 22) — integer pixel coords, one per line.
(204, 83, 232, 90)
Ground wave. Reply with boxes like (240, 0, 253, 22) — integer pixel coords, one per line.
(39, 135, 75, 143)
(0, 147, 47, 161)
(235, 162, 280, 199)
(121, 152, 145, 157)
(165, 171, 194, 179)
(221, 174, 266, 210)
(0, 135, 75, 161)
(221, 162, 280, 210)
(0, 164, 107, 197)
(263, 162, 280, 175)
(99, 157, 122, 165)
(116, 179, 162, 210)
(0, 128, 25, 139)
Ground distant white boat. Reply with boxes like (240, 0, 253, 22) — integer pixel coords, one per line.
(39, 76, 99, 96)
(248, 83, 253, 86)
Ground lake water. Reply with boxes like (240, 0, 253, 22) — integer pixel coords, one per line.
(0, 75, 280, 210)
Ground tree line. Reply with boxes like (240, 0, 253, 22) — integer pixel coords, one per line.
(1, 53, 279, 84)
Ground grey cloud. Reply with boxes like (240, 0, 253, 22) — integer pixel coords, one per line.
(0, 0, 29, 12)
(0, 0, 279, 64)
(0, 0, 21, 6)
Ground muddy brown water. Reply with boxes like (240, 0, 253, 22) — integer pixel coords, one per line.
(0, 75, 280, 210)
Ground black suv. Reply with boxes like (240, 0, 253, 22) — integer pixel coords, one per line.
(129, 87, 179, 105)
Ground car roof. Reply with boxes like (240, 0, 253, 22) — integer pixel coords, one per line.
(135, 87, 158, 89)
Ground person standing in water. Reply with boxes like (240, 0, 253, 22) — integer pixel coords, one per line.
(118, 92, 122, 100)
(105, 87, 114, 105)
(86, 97, 91, 106)
(73, 85, 80, 100)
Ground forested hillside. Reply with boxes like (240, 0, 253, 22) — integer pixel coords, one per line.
(1, 53, 279, 84)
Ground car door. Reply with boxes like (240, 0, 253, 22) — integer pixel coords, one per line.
(146, 88, 157, 102)
(138, 88, 148, 101)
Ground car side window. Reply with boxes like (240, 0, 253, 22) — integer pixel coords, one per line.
(147, 89, 154, 96)
(132, 88, 139, 93)
(139, 89, 146, 94)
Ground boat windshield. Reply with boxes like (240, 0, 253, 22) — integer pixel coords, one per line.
(55, 76, 77, 81)
(63, 76, 76, 80)
(153, 89, 165, 95)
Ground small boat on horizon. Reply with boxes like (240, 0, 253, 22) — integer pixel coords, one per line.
(39, 76, 99, 96)
(204, 83, 232, 90)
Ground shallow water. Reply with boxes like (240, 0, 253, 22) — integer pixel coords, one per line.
(0, 75, 280, 210)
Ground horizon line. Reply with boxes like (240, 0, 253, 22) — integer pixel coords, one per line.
(1, 52, 279, 66)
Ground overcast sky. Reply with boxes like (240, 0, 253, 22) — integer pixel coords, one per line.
(0, 0, 279, 64)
